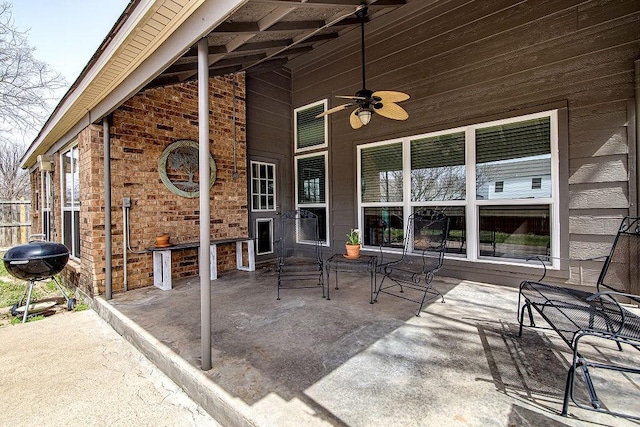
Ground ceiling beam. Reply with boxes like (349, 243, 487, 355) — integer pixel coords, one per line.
(212, 20, 328, 33)
(182, 33, 339, 58)
(183, 44, 228, 57)
(165, 52, 267, 74)
(166, 45, 312, 76)
(245, 58, 288, 75)
(251, 0, 406, 7)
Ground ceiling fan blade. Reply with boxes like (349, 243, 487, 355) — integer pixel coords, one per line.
(350, 109, 364, 129)
(336, 95, 368, 100)
(372, 91, 410, 103)
(316, 103, 353, 118)
(375, 102, 409, 121)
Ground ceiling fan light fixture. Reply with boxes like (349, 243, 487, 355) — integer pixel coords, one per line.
(357, 108, 372, 125)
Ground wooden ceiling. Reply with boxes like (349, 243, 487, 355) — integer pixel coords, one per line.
(148, 0, 407, 87)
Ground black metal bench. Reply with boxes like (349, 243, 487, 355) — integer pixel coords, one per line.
(517, 216, 640, 420)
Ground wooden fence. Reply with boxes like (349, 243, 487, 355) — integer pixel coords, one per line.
(0, 200, 31, 249)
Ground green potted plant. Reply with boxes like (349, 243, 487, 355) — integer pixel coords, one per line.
(345, 228, 361, 258)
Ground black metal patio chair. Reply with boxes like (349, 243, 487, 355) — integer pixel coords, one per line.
(374, 209, 450, 316)
(275, 209, 325, 300)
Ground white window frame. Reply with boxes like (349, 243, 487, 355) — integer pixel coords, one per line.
(41, 171, 52, 241)
(60, 144, 80, 259)
(250, 161, 277, 212)
(532, 177, 542, 189)
(357, 109, 560, 268)
(294, 151, 330, 246)
(294, 99, 328, 153)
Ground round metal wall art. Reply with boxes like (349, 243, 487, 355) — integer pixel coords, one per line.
(158, 139, 216, 198)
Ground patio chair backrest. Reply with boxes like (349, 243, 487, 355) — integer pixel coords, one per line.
(597, 216, 640, 295)
(387, 209, 450, 275)
(403, 209, 450, 254)
(277, 209, 322, 262)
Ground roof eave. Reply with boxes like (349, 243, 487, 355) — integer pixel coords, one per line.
(22, 0, 249, 168)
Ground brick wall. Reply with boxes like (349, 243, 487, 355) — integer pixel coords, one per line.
(34, 74, 248, 296)
(101, 73, 247, 294)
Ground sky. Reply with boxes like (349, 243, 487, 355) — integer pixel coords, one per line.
(10, 0, 130, 84)
(8, 0, 130, 143)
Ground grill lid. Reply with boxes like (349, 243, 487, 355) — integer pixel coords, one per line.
(3, 241, 70, 281)
(3, 241, 69, 262)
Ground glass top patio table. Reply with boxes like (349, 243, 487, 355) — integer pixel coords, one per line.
(325, 254, 377, 303)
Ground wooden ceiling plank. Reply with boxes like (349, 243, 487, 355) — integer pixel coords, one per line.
(147, 17, 165, 32)
(257, 6, 296, 31)
(156, 5, 178, 20)
(251, 0, 359, 7)
(163, 0, 182, 14)
(182, 45, 228, 57)
(141, 24, 161, 37)
(212, 21, 260, 33)
(271, 45, 313, 56)
(153, 12, 171, 26)
(250, 0, 405, 7)
(129, 39, 147, 51)
(207, 53, 226, 66)
(298, 33, 340, 43)
(266, 20, 326, 31)
(226, 34, 257, 52)
(237, 38, 293, 51)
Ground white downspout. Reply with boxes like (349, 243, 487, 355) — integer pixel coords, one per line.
(40, 170, 45, 237)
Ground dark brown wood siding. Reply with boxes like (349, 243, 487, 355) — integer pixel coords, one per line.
(286, 0, 640, 285)
(246, 68, 293, 212)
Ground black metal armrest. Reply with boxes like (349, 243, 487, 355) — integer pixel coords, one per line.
(586, 290, 640, 305)
(583, 291, 640, 337)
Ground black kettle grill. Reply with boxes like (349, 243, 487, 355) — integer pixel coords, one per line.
(3, 236, 76, 322)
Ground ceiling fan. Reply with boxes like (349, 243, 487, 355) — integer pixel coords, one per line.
(317, 6, 409, 129)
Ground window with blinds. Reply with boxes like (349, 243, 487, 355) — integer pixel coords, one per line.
(357, 110, 559, 265)
(294, 100, 327, 152)
(297, 155, 325, 204)
(476, 117, 551, 200)
(295, 152, 328, 243)
(411, 132, 465, 201)
(360, 143, 403, 203)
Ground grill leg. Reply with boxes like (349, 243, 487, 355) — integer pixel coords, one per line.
(22, 281, 35, 324)
(52, 276, 71, 304)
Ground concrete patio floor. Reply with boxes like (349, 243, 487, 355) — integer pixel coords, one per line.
(96, 263, 640, 426)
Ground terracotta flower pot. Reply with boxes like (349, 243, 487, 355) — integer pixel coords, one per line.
(345, 243, 361, 259)
(156, 235, 170, 247)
